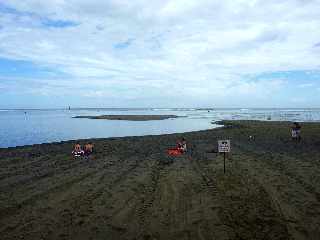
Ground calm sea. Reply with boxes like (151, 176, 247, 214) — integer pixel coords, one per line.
(0, 108, 319, 148)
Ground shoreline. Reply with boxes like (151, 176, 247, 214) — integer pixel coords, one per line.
(0, 119, 311, 150)
(0, 126, 220, 150)
(1, 120, 320, 239)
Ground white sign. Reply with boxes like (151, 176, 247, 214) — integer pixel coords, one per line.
(218, 140, 231, 153)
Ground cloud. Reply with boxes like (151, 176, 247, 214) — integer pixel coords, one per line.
(0, 0, 320, 107)
(298, 83, 314, 88)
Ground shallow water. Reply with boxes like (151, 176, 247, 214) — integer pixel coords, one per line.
(0, 108, 319, 148)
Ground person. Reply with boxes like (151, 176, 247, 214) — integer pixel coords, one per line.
(295, 122, 302, 141)
(167, 138, 187, 156)
(177, 138, 187, 153)
(291, 123, 297, 140)
(84, 142, 94, 156)
(177, 141, 183, 153)
(291, 122, 301, 141)
(72, 143, 84, 157)
(181, 138, 187, 153)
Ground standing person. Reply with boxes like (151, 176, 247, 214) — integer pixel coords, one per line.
(291, 123, 297, 140)
(291, 122, 302, 141)
(294, 122, 302, 141)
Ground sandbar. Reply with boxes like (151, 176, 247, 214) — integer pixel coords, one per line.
(73, 114, 179, 121)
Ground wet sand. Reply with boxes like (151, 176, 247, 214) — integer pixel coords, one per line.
(1, 121, 320, 240)
(73, 115, 179, 121)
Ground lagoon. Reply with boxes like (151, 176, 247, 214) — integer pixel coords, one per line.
(0, 108, 319, 148)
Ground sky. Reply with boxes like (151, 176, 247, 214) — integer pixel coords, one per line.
(0, 0, 320, 108)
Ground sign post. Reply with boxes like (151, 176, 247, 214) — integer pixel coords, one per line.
(224, 152, 226, 173)
(218, 140, 231, 174)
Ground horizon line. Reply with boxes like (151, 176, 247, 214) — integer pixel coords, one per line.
(1, 107, 320, 110)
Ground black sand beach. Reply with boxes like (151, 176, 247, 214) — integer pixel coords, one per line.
(1, 121, 320, 240)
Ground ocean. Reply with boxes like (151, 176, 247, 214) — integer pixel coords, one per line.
(0, 108, 319, 148)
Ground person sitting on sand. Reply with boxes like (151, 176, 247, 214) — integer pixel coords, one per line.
(84, 142, 94, 156)
(177, 138, 187, 153)
(72, 143, 84, 157)
(167, 138, 187, 156)
(181, 138, 187, 153)
(177, 141, 183, 153)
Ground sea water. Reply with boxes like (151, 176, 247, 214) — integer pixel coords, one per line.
(0, 108, 320, 148)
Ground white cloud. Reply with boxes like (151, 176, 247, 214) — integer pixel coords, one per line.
(0, 0, 320, 107)
(298, 83, 314, 88)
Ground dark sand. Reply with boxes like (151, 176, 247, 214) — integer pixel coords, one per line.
(1, 121, 320, 240)
(73, 115, 179, 121)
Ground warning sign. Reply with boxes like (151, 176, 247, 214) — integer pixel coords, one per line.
(218, 140, 231, 153)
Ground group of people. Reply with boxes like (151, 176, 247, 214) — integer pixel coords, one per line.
(167, 138, 187, 156)
(72, 142, 94, 157)
(72, 138, 188, 158)
(71, 122, 301, 158)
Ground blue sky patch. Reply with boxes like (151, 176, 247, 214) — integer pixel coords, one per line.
(248, 70, 320, 83)
(0, 57, 68, 78)
(0, 3, 20, 15)
(0, 3, 79, 29)
(114, 38, 134, 50)
(41, 18, 79, 28)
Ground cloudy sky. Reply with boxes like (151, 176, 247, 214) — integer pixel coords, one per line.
(0, 0, 320, 108)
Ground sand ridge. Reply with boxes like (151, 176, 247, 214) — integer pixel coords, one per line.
(72, 115, 180, 121)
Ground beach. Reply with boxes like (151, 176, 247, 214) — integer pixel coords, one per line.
(1, 120, 320, 240)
